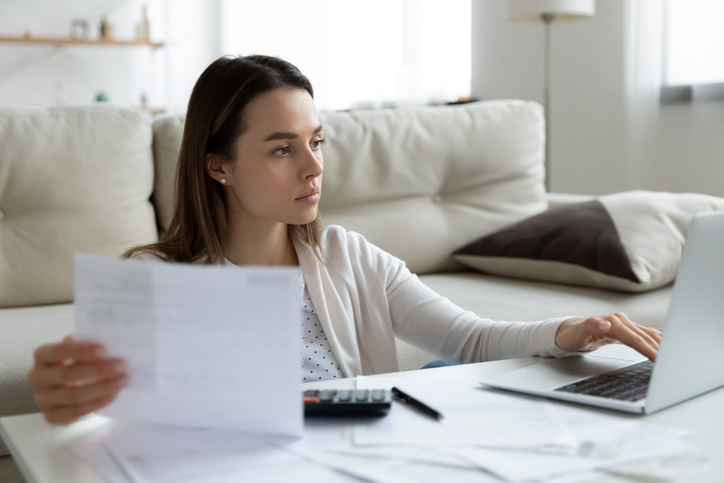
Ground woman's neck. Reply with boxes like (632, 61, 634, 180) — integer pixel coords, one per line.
(223, 216, 298, 267)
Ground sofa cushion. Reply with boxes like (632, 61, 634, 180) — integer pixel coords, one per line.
(453, 191, 724, 292)
(151, 100, 548, 274)
(0, 105, 158, 307)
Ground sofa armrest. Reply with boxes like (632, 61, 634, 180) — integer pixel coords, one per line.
(546, 192, 596, 209)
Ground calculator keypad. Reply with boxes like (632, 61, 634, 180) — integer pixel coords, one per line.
(303, 389, 392, 417)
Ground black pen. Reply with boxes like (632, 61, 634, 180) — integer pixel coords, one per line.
(391, 386, 444, 420)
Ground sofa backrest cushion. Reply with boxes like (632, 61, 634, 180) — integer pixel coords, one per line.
(151, 100, 548, 274)
(0, 105, 158, 308)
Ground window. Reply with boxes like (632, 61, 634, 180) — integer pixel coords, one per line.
(665, 0, 724, 86)
(220, 0, 471, 111)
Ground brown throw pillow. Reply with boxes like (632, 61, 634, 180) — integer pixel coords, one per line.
(453, 191, 724, 292)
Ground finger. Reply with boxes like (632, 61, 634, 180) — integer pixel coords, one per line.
(34, 340, 107, 366)
(640, 325, 663, 344)
(43, 392, 119, 426)
(35, 374, 128, 408)
(612, 313, 660, 350)
(605, 317, 658, 361)
(28, 358, 126, 389)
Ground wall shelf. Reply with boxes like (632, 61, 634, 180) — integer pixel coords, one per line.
(0, 35, 163, 48)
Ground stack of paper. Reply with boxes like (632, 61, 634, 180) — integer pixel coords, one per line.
(68, 377, 706, 483)
(70, 424, 353, 483)
(324, 377, 707, 482)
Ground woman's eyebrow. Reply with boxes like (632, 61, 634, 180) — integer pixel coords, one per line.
(262, 125, 323, 142)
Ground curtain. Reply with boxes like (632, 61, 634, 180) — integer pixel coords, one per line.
(623, 0, 664, 183)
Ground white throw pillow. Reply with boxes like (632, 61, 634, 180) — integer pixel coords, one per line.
(0, 105, 158, 307)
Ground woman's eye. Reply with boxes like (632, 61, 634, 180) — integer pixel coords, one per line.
(274, 138, 325, 156)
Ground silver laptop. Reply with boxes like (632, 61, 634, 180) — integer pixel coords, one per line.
(479, 211, 724, 414)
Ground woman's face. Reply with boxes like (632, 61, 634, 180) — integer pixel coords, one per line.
(212, 88, 324, 227)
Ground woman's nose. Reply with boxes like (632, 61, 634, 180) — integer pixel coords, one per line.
(304, 147, 323, 179)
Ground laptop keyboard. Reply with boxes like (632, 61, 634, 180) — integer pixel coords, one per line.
(554, 361, 654, 402)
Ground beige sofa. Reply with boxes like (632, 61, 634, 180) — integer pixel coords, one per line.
(0, 101, 674, 462)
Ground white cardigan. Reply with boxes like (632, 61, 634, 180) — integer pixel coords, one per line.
(291, 225, 573, 377)
(135, 225, 573, 378)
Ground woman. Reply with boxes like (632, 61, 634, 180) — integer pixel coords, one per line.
(27, 55, 662, 425)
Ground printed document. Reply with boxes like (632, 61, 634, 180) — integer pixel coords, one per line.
(73, 254, 303, 436)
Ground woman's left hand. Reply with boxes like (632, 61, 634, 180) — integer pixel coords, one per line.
(554, 313, 662, 361)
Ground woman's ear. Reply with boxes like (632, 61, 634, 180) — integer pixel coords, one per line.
(205, 154, 229, 185)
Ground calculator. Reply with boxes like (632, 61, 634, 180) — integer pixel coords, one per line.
(303, 389, 392, 417)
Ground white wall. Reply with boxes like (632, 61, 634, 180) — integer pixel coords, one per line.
(643, 103, 724, 197)
(471, 0, 724, 197)
(0, 0, 220, 115)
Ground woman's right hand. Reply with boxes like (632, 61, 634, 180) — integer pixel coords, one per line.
(27, 335, 128, 425)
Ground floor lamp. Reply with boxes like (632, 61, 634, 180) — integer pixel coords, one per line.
(507, 0, 595, 191)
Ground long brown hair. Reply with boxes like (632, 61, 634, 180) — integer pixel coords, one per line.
(123, 55, 324, 263)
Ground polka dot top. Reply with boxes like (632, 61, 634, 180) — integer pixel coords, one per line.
(299, 276, 344, 382)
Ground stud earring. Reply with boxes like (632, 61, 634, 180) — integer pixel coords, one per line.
(220, 178, 226, 184)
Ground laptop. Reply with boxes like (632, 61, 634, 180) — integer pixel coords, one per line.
(479, 211, 724, 414)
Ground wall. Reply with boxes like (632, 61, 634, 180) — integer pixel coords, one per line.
(641, 102, 724, 197)
(0, 0, 220, 115)
(471, 0, 724, 197)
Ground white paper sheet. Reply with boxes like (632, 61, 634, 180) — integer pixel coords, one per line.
(100, 425, 353, 483)
(68, 439, 133, 483)
(74, 254, 303, 436)
(606, 451, 709, 480)
(349, 377, 699, 482)
(353, 378, 578, 450)
(93, 421, 499, 483)
(281, 419, 503, 483)
(448, 403, 697, 482)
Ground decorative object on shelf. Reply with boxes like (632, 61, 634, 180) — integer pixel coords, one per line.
(69, 19, 90, 40)
(135, 5, 151, 42)
(95, 91, 110, 102)
(507, 0, 596, 191)
(99, 16, 115, 40)
(23, 29, 32, 39)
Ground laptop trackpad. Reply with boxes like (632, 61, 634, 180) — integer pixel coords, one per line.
(481, 356, 640, 392)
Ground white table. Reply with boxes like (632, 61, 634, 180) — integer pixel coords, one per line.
(2, 345, 722, 483)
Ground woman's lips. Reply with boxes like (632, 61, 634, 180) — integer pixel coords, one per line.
(295, 187, 320, 204)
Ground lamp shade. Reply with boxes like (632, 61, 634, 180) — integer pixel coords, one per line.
(507, 0, 595, 21)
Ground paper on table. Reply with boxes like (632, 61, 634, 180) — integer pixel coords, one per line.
(74, 254, 302, 436)
(353, 378, 578, 450)
(606, 451, 709, 480)
(68, 439, 133, 483)
(330, 440, 479, 470)
(353, 377, 698, 482)
(449, 403, 697, 482)
(100, 424, 353, 483)
(280, 419, 503, 483)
